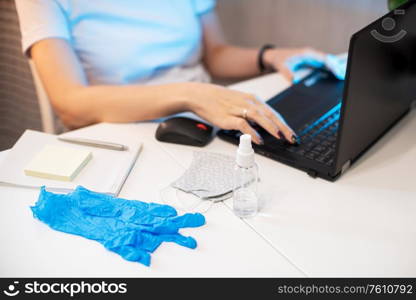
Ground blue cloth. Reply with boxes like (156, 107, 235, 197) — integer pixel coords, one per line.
(31, 186, 205, 266)
(16, 0, 216, 85)
(287, 53, 348, 82)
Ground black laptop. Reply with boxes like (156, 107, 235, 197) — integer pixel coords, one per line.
(218, 1, 416, 181)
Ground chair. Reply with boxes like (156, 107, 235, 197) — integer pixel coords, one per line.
(0, 0, 65, 151)
(28, 60, 57, 134)
(0, 0, 42, 150)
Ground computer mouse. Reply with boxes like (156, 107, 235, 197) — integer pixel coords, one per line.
(155, 117, 214, 147)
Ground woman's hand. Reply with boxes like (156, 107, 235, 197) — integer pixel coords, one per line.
(184, 82, 296, 145)
(263, 47, 325, 82)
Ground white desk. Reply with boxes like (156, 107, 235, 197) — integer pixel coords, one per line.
(1, 73, 415, 277)
(0, 112, 302, 277)
(136, 74, 416, 277)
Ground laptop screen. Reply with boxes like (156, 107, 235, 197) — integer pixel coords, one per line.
(335, 1, 416, 174)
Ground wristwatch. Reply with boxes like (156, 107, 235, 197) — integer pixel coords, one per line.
(258, 44, 276, 73)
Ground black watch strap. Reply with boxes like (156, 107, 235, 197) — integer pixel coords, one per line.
(258, 44, 276, 73)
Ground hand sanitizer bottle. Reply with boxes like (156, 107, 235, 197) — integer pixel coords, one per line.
(233, 134, 259, 218)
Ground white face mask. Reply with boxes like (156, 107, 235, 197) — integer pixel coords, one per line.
(171, 151, 236, 201)
(160, 151, 257, 213)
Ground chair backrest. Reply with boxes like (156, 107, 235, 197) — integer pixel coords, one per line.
(28, 60, 57, 134)
(0, 0, 43, 150)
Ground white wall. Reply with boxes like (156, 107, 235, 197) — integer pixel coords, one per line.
(217, 0, 388, 53)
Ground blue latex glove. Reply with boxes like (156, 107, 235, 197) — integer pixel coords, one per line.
(31, 186, 205, 266)
(287, 53, 348, 82)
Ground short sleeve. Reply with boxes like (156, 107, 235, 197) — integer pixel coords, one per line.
(15, 0, 71, 56)
(192, 0, 216, 16)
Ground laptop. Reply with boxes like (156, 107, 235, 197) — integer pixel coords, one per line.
(218, 1, 416, 181)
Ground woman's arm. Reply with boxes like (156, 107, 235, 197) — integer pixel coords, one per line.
(201, 11, 324, 82)
(200, 11, 259, 79)
(31, 38, 296, 144)
(31, 39, 192, 128)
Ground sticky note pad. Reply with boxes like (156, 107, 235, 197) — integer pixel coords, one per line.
(24, 145, 92, 181)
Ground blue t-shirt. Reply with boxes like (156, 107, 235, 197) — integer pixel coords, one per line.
(16, 0, 216, 85)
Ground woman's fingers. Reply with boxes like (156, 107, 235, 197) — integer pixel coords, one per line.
(229, 103, 278, 138)
(246, 95, 296, 143)
(229, 117, 263, 145)
(194, 85, 296, 145)
(264, 108, 296, 142)
(246, 108, 280, 139)
(266, 47, 326, 83)
(277, 62, 294, 83)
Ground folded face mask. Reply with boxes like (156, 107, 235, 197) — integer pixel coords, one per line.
(31, 186, 205, 266)
(171, 151, 254, 202)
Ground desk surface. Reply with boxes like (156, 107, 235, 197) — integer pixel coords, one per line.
(0, 122, 302, 277)
(1, 73, 415, 277)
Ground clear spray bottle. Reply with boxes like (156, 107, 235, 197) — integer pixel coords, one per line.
(233, 134, 259, 218)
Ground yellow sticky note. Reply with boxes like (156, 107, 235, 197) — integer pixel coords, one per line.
(24, 145, 92, 181)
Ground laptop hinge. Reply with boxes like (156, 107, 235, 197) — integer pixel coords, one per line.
(341, 160, 351, 175)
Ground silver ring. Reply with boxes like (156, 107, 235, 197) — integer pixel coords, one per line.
(242, 108, 248, 120)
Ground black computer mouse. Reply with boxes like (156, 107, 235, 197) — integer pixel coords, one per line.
(155, 117, 214, 147)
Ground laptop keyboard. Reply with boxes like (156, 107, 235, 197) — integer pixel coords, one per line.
(222, 103, 341, 167)
(286, 103, 341, 166)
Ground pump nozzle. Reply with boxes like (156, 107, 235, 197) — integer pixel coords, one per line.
(236, 134, 255, 168)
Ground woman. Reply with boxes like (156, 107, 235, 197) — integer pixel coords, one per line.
(16, 0, 321, 145)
